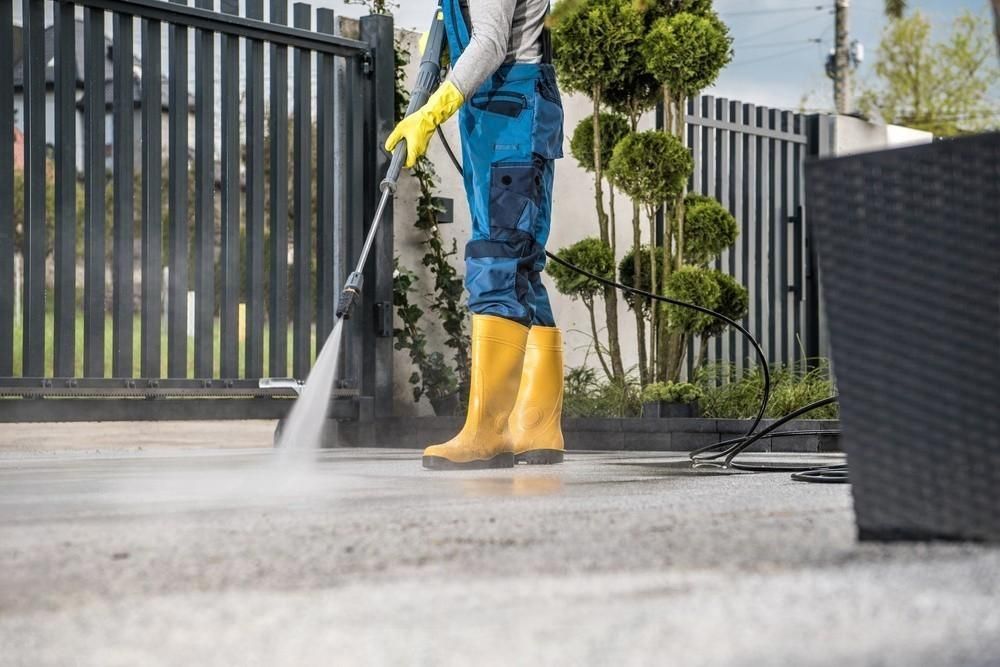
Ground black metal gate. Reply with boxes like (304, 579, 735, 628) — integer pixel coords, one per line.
(0, 0, 396, 421)
(677, 95, 822, 377)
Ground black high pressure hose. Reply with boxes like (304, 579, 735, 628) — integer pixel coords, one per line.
(433, 127, 844, 483)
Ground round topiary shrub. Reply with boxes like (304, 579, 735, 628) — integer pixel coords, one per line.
(548, 237, 615, 301)
(607, 130, 693, 211)
(663, 265, 721, 334)
(618, 245, 667, 312)
(642, 11, 733, 98)
(699, 270, 749, 337)
(570, 113, 631, 173)
(684, 193, 739, 265)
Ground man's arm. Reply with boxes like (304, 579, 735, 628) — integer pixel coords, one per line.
(447, 0, 518, 98)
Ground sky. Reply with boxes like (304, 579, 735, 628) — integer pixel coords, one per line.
(327, 0, 995, 112)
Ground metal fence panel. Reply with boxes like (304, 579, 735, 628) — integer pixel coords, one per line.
(1, 0, 392, 420)
(677, 95, 818, 375)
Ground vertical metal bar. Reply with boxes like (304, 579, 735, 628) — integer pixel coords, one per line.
(690, 100, 703, 195)
(731, 101, 745, 374)
(193, 0, 215, 378)
(22, 0, 46, 376)
(53, 0, 78, 377)
(0, 0, 12, 375)
(743, 105, 757, 377)
(167, 0, 190, 378)
(332, 22, 350, 387)
(361, 14, 395, 418)
(292, 3, 312, 379)
(784, 111, 798, 364)
(315, 8, 336, 344)
(269, 0, 289, 377)
(83, 7, 107, 378)
(342, 47, 364, 390)
(716, 98, 730, 368)
(113, 13, 136, 378)
(219, 0, 240, 378)
(754, 107, 769, 368)
(769, 109, 782, 366)
(245, 0, 265, 378)
(141, 17, 163, 378)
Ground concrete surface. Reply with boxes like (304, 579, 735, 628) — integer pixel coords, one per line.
(1, 424, 998, 666)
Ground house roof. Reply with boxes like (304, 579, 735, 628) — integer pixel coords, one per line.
(12, 21, 193, 112)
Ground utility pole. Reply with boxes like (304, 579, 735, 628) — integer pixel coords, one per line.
(833, 0, 850, 113)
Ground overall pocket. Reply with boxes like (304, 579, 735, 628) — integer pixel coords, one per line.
(489, 161, 542, 236)
(532, 75, 564, 159)
(470, 91, 528, 118)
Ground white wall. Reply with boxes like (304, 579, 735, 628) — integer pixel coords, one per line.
(830, 114, 933, 157)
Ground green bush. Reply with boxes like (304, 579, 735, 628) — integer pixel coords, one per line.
(684, 193, 738, 265)
(570, 113, 631, 173)
(563, 365, 642, 418)
(663, 266, 720, 334)
(699, 270, 749, 338)
(617, 244, 666, 312)
(607, 130, 692, 211)
(548, 237, 615, 302)
(640, 381, 702, 404)
(551, 0, 645, 96)
(642, 11, 733, 98)
(696, 360, 839, 420)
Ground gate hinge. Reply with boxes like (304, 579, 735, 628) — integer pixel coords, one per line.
(374, 302, 393, 337)
(362, 51, 374, 76)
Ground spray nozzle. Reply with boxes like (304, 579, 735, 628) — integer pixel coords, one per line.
(336, 272, 365, 320)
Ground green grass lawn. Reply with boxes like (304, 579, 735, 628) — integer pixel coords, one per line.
(11, 309, 315, 379)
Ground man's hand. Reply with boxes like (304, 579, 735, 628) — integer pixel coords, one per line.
(384, 81, 464, 169)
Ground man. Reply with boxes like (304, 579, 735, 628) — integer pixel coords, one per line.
(385, 0, 565, 470)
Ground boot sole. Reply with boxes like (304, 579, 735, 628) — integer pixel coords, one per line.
(515, 450, 565, 465)
(422, 453, 515, 470)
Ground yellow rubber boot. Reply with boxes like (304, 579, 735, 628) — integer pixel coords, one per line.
(422, 315, 529, 470)
(511, 326, 565, 465)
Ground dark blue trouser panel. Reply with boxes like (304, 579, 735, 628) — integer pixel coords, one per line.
(459, 63, 564, 326)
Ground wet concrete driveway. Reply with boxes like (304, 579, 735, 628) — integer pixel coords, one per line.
(1, 423, 998, 666)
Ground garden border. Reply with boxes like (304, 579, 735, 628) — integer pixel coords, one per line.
(323, 416, 840, 452)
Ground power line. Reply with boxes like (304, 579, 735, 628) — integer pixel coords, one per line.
(720, 4, 828, 16)
(728, 44, 818, 67)
(738, 38, 823, 49)
(737, 12, 832, 44)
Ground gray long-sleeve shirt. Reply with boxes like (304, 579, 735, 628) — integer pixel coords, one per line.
(446, 0, 549, 99)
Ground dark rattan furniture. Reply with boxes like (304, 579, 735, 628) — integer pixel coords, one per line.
(806, 132, 1000, 541)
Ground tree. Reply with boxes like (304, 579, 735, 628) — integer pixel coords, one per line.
(608, 130, 691, 382)
(858, 11, 1000, 136)
(552, 0, 646, 383)
(547, 237, 617, 381)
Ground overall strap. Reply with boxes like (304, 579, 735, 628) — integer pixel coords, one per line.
(440, 0, 471, 60)
(541, 2, 553, 64)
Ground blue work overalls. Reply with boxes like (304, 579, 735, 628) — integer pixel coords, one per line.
(441, 0, 564, 326)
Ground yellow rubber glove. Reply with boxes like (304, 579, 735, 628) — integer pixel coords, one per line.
(384, 81, 464, 169)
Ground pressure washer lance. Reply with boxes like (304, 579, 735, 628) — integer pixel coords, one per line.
(336, 6, 447, 320)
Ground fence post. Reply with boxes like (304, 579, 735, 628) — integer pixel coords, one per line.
(193, 0, 216, 379)
(359, 13, 394, 419)
(245, 0, 266, 379)
(113, 12, 136, 378)
(54, 0, 78, 377)
(269, 0, 290, 378)
(22, 0, 46, 377)
(292, 2, 312, 381)
(167, 0, 190, 379)
(83, 6, 107, 378)
(0, 0, 12, 376)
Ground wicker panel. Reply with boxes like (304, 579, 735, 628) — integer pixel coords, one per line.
(806, 133, 1000, 541)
